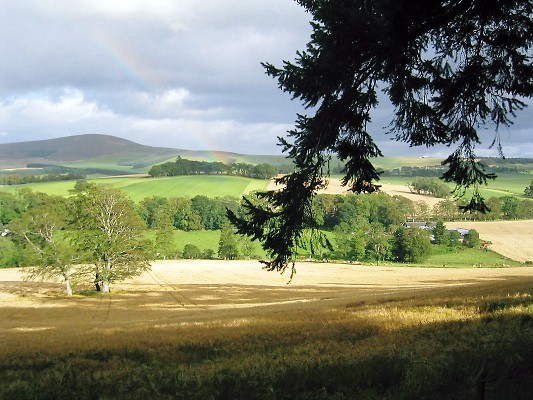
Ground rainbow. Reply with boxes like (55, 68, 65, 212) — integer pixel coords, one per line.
(87, 29, 240, 157)
(88, 28, 162, 92)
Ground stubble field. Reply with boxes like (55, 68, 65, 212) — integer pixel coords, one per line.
(2, 261, 533, 398)
(1, 260, 532, 356)
(448, 220, 533, 262)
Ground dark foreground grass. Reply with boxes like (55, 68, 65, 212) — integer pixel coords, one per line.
(1, 281, 533, 399)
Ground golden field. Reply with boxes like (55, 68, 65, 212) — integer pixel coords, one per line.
(1, 260, 533, 398)
(1, 260, 532, 356)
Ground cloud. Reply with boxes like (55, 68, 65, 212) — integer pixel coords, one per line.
(0, 1, 530, 158)
(0, 87, 290, 153)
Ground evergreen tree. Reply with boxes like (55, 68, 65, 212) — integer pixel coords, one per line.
(229, 0, 533, 272)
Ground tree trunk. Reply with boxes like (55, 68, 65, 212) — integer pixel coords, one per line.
(63, 272, 73, 296)
(101, 259, 111, 293)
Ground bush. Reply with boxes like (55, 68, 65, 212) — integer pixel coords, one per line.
(182, 244, 202, 259)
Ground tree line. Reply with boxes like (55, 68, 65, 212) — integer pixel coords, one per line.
(408, 177, 450, 199)
(148, 157, 280, 179)
(0, 171, 86, 185)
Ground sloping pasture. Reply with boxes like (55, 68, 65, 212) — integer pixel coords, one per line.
(0, 175, 269, 200)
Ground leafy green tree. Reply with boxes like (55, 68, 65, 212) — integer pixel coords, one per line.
(373, 194, 406, 228)
(447, 230, 463, 248)
(192, 195, 227, 230)
(202, 248, 216, 259)
(366, 222, 392, 265)
(393, 226, 432, 263)
(155, 226, 176, 259)
(9, 201, 87, 295)
(0, 236, 22, 268)
(525, 181, 533, 198)
(333, 223, 354, 260)
(464, 229, 481, 249)
(167, 197, 194, 230)
(137, 196, 169, 228)
(501, 196, 519, 220)
(333, 222, 368, 261)
(229, 0, 533, 272)
(182, 243, 202, 259)
(0, 192, 21, 227)
(73, 183, 151, 293)
(218, 225, 240, 260)
(313, 194, 341, 229)
(484, 197, 502, 221)
(432, 220, 447, 245)
(433, 199, 460, 221)
(409, 178, 450, 198)
(517, 198, 533, 219)
(238, 235, 257, 260)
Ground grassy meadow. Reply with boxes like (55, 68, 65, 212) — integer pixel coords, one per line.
(1, 265, 532, 399)
(146, 229, 268, 258)
(380, 172, 532, 199)
(0, 175, 270, 201)
(416, 246, 521, 268)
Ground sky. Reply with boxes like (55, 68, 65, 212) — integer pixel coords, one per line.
(0, 0, 531, 157)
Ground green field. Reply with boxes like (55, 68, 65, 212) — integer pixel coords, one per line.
(2, 161, 531, 213)
(420, 246, 521, 268)
(0, 175, 270, 201)
(371, 156, 444, 170)
(379, 173, 532, 199)
(145, 230, 220, 251)
(145, 229, 268, 258)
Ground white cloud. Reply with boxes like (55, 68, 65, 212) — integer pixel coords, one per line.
(0, 87, 287, 153)
(0, 1, 530, 158)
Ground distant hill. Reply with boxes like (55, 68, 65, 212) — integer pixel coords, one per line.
(0, 134, 288, 170)
(0, 134, 172, 167)
(1, 134, 465, 174)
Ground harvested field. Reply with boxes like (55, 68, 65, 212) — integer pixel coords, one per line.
(1, 260, 532, 357)
(267, 177, 443, 206)
(449, 220, 533, 263)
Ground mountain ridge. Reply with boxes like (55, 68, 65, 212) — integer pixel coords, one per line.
(0, 134, 286, 169)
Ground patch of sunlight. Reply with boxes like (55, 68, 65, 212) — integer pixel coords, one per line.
(11, 327, 53, 332)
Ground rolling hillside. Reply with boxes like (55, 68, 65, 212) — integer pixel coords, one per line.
(0, 134, 175, 168)
(0, 134, 447, 172)
(0, 134, 289, 170)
